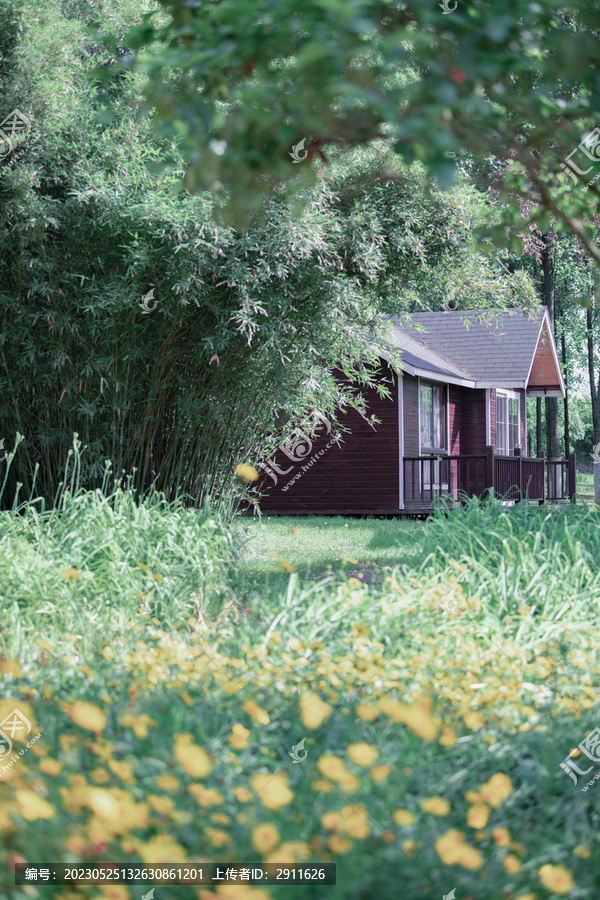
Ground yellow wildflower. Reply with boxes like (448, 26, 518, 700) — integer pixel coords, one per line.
(235, 463, 259, 483)
(467, 803, 490, 829)
(69, 701, 106, 733)
(538, 864, 574, 895)
(393, 810, 415, 826)
(347, 742, 378, 767)
(479, 773, 513, 807)
(14, 790, 55, 821)
(420, 796, 450, 816)
(300, 692, 333, 729)
(250, 773, 294, 811)
(243, 699, 270, 725)
(228, 723, 250, 750)
(251, 823, 280, 854)
(174, 734, 213, 778)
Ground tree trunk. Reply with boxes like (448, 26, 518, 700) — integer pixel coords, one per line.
(586, 297, 600, 504)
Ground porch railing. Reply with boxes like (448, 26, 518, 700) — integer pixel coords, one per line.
(403, 446, 576, 506)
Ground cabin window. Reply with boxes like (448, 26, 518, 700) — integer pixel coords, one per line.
(496, 392, 520, 455)
(420, 382, 447, 453)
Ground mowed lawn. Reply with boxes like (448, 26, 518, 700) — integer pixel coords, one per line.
(235, 515, 424, 585)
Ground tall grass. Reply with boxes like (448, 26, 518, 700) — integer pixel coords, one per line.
(0, 436, 242, 665)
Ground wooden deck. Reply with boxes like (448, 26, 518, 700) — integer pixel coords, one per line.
(402, 446, 576, 512)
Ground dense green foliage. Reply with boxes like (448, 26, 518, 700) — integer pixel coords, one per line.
(116, 0, 600, 263)
(0, 0, 538, 511)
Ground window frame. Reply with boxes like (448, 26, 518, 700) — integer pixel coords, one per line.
(495, 389, 521, 456)
(419, 380, 448, 455)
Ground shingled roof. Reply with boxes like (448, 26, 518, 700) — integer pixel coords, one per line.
(381, 307, 564, 394)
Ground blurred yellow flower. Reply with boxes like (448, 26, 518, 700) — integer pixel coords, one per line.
(464, 710, 485, 731)
(280, 561, 295, 573)
(234, 786, 253, 803)
(342, 556, 359, 564)
(0, 658, 22, 676)
(156, 774, 180, 792)
(312, 779, 334, 792)
(467, 802, 489, 829)
(538, 864, 574, 895)
(300, 692, 333, 729)
(228, 723, 250, 750)
(435, 829, 483, 870)
(317, 755, 346, 782)
(235, 463, 259, 483)
(14, 790, 56, 821)
(504, 855, 522, 874)
(69, 700, 106, 733)
(108, 759, 135, 784)
(61, 567, 80, 581)
(328, 835, 353, 854)
(402, 839, 419, 857)
(370, 764, 392, 782)
(138, 834, 188, 864)
(321, 811, 343, 831)
(250, 773, 294, 811)
(439, 727, 457, 747)
(174, 734, 213, 778)
(393, 810, 415, 826)
(420, 796, 450, 816)
(39, 758, 63, 776)
(348, 578, 364, 590)
(251, 823, 280, 854)
(243, 699, 270, 725)
(204, 827, 230, 847)
(347, 742, 378, 767)
(188, 785, 224, 807)
(102, 647, 115, 661)
(573, 845, 591, 858)
(355, 703, 379, 722)
(492, 827, 511, 846)
(479, 773, 513, 807)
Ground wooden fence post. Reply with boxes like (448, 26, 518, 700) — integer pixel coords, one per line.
(568, 452, 577, 503)
(485, 445, 494, 498)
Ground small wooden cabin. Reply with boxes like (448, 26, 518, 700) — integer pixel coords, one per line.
(255, 308, 575, 515)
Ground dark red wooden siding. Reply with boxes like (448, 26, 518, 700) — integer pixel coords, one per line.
(461, 387, 488, 454)
(257, 363, 400, 514)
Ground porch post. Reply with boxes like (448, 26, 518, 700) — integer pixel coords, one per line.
(514, 446, 523, 500)
(485, 445, 495, 499)
(568, 452, 577, 504)
(540, 449, 546, 504)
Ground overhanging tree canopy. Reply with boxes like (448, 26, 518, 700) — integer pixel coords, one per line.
(111, 0, 600, 261)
